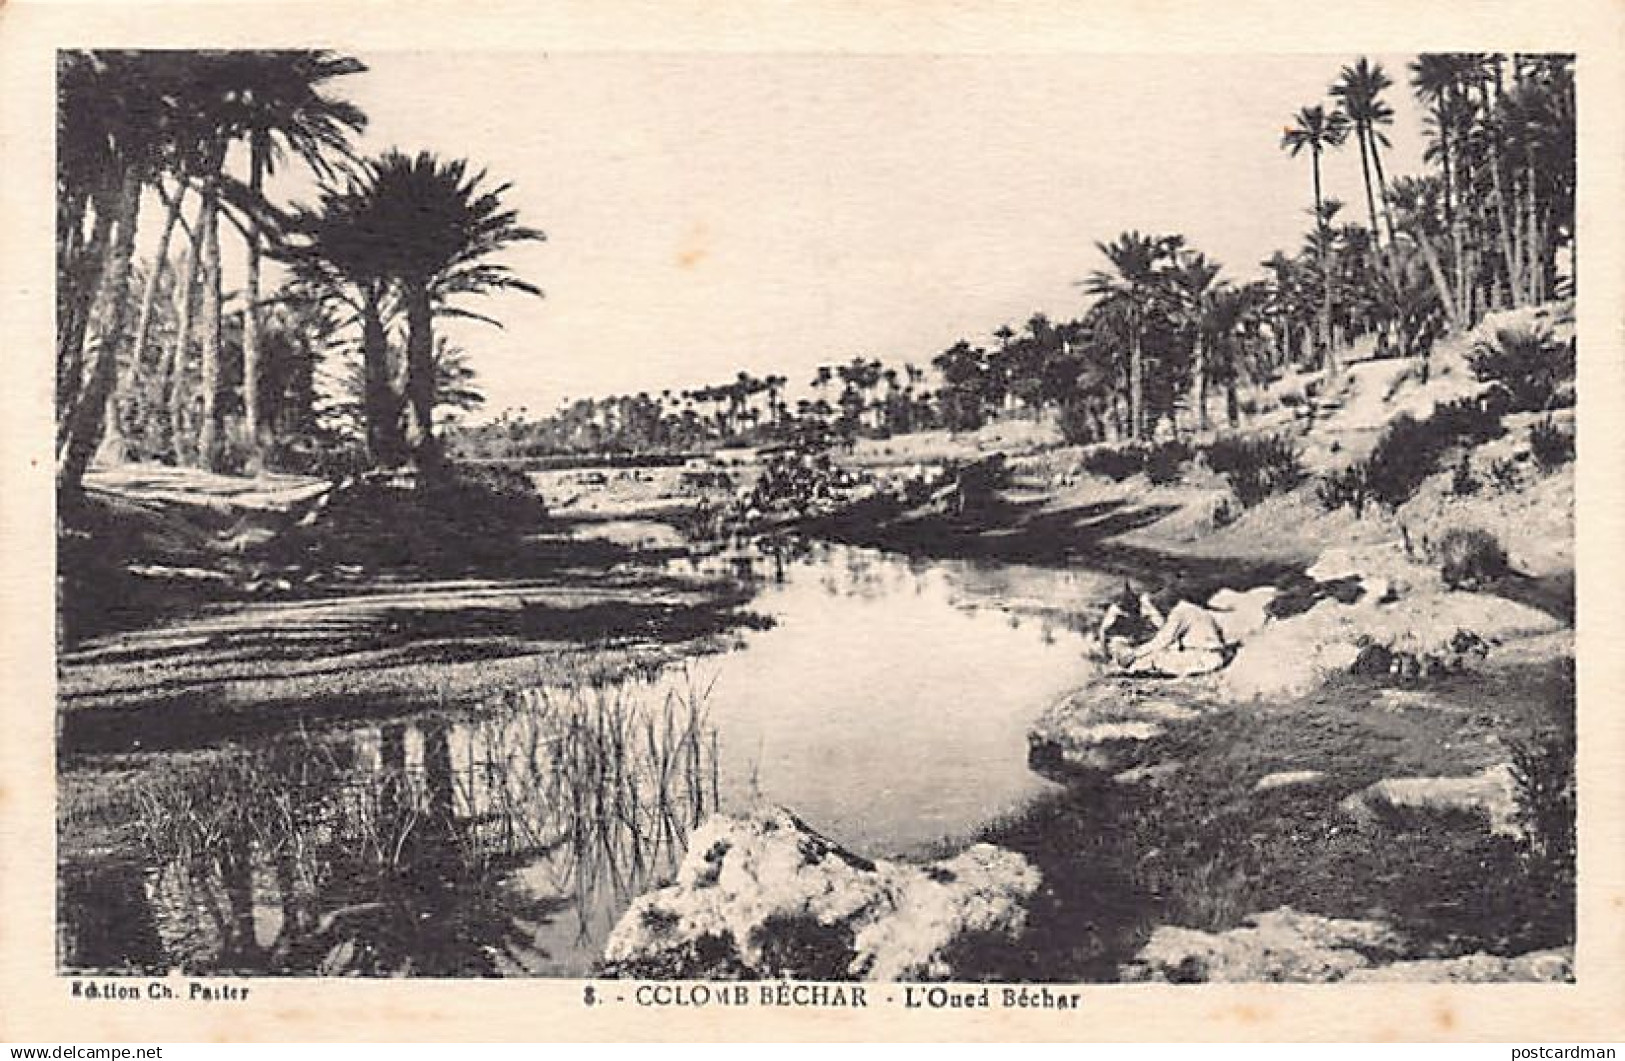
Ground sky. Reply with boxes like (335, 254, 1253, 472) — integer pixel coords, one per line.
(282, 52, 1428, 417)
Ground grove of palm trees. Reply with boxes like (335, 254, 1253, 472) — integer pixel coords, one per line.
(55, 51, 1578, 990)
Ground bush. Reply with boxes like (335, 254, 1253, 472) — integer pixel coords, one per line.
(1489, 456, 1523, 491)
(1144, 440, 1192, 485)
(951, 454, 1012, 514)
(420, 462, 550, 534)
(1202, 434, 1304, 508)
(1081, 445, 1145, 482)
(1507, 661, 1576, 943)
(1468, 325, 1576, 413)
(1362, 414, 1445, 510)
(1529, 418, 1574, 471)
(1449, 454, 1480, 497)
(1316, 464, 1372, 517)
(293, 463, 548, 575)
(1324, 397, 1508, 515)
(1057, 401, 1101, 446)
(1433, 526, 1509, 590)
(1430, 395, 1507, 447)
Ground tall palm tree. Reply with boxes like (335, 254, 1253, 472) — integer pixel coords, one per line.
(1388, 175, 1463, 336)
(1332, 58, 1401, 275)
(286, 182, 404, 464)
(1280, 104, 1350, 378)
(359, 150, 544, 475)
(1461, 53, 1525, 309)
(1202, 285, 1259, 429)
(1083, 231, 1176, 440)
(227, 51, 367, 469)
(1169, 251, 1222, 432)
(56, 52, 167, 499)
(1410, 53, 1480, 323)
(1260, 250, 1311, 370)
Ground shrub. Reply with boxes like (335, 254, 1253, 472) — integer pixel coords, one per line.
(1450, 455, 1480, 497)
(1316, 464, 1372, 517)
(1144, 440, 1192, 485)
(1202, 434, 1305, 508)
(1468, 325, 1576, 413)
(1433, 526, 1509, 590)
(423, 462, 550, 532)
(1489, 456, 1523, 491)
(1057, 401, 1101, 446)
(1430, 395, 1507, 447)
(1361, 414, 1443, 510)
(1529, 418, 1575, 471)
(952, 454, 1012, 513)
(1507, 661, 1576, 943)
(1325, 398, 1508, 514)
(1081, 445, 1145, 482)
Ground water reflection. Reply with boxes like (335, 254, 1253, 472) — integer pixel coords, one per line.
(64, 532, 1115, 976)
(76, 675, 717, 976)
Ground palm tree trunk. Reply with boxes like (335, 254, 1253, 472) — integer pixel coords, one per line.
(196, 185, 225, 472)
(1523, 155, 1540, 304)
(1192, 335, 1209, 432)
(164, 207, 204, 465)
(360, 288, 400, 465)
(58, 170, 143, 502)
(1415, 230, 1463, 333)
(57, 187, 90, 282)
(402, 283, 441, 475)
(56, 187, 92, 422)
(1128, 311, 1144, 441)
(57, 205, 115, 429)
(100, 180, 186, 464)
(1369, 136, 1401, 263)
(242, 131, 268, 471)
(1484, 92, 1522, 308)
(1355, 127, 1383, 254)
(1312, 150, 1337, 380)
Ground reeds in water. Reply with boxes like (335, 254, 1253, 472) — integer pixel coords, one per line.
(93, 663, 721, 976)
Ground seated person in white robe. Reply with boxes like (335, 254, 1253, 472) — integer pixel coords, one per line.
(1099, 589, 1238, 678)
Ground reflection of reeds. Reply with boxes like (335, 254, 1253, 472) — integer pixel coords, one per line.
(100, 665, 719, 976)
(476, 665, 719, 942)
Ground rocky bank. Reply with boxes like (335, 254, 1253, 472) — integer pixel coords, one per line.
(602, 806, 1041, 981)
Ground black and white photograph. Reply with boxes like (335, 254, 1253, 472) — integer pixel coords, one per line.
(12, 8, 1620, 1039)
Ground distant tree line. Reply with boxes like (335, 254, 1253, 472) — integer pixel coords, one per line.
(453, 54, 1573, 462)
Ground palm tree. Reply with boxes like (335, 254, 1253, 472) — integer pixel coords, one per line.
(361, 150, 544, 475)
(1083, 231, 1175, 440)
(1280, 104, 1350, 378)
(1332, 58, 1401, 277)
(1388, 175, 1463, 339)
(1202, 285, 1259, 428)
(1410, 53, 1481, 323)
(228, 51, 366, 469)
(56, 52, 167, 500)
(287, 182, 404, 464)
(1168, 251, 1222, 432)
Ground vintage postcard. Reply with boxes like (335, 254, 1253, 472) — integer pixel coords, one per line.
(3, 0, 1624, 1043)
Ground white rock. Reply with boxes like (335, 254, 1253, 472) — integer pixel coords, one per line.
(1205, 586, 1278, 643)
(1343, 948, 1572, 983)
(1254, 770, 1325, 792)
(602, 807, 1040, 981)
(1113, 762, 1183, 787)
(1341, 764, 1523, 839)
(1028, 682, 1206, 773)
(1121, 908, 1405, 983)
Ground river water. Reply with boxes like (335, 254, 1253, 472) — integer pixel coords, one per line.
(62, 527, 1119, 978)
